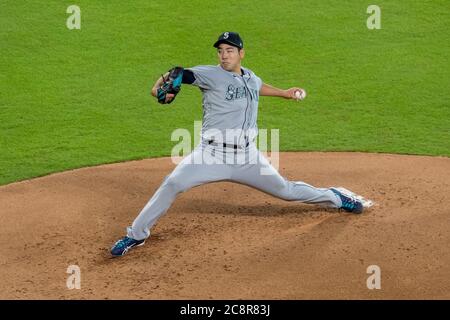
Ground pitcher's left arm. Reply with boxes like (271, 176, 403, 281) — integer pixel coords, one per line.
(260, 83, 306, 100)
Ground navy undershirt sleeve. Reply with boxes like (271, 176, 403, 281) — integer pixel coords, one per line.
(182, 69, 196, 84)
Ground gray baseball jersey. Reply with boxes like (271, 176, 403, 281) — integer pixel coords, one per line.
(186, 65, 262, 146)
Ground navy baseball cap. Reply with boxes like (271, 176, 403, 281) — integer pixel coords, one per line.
(213, 32, 244, 49)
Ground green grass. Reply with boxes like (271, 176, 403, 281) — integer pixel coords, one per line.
(1, 0, 449, 185)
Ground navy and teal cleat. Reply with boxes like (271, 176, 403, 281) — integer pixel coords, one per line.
(111, 236, 146, 257)
(331, 187, 364, 214)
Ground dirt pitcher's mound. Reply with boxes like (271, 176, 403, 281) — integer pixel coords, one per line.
(0, 152, 449, 299)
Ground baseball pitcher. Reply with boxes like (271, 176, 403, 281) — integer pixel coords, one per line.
(111, 32, 371, 257)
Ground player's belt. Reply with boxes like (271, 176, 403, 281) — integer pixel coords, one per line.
(207, 139, 249, 149)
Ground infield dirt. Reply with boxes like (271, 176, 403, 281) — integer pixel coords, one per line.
(1, 152, 449, 299)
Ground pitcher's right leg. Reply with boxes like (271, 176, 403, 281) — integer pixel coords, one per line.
(127, 145, 231, 241)
(111, 143, 231, 256)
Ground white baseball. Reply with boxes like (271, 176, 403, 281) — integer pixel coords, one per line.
(295, 90, 305, 100)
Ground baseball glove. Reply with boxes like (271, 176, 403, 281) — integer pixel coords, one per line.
(157, 66, 184, 104)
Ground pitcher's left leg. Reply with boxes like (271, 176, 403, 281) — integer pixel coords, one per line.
(230, 148, 341, 208)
